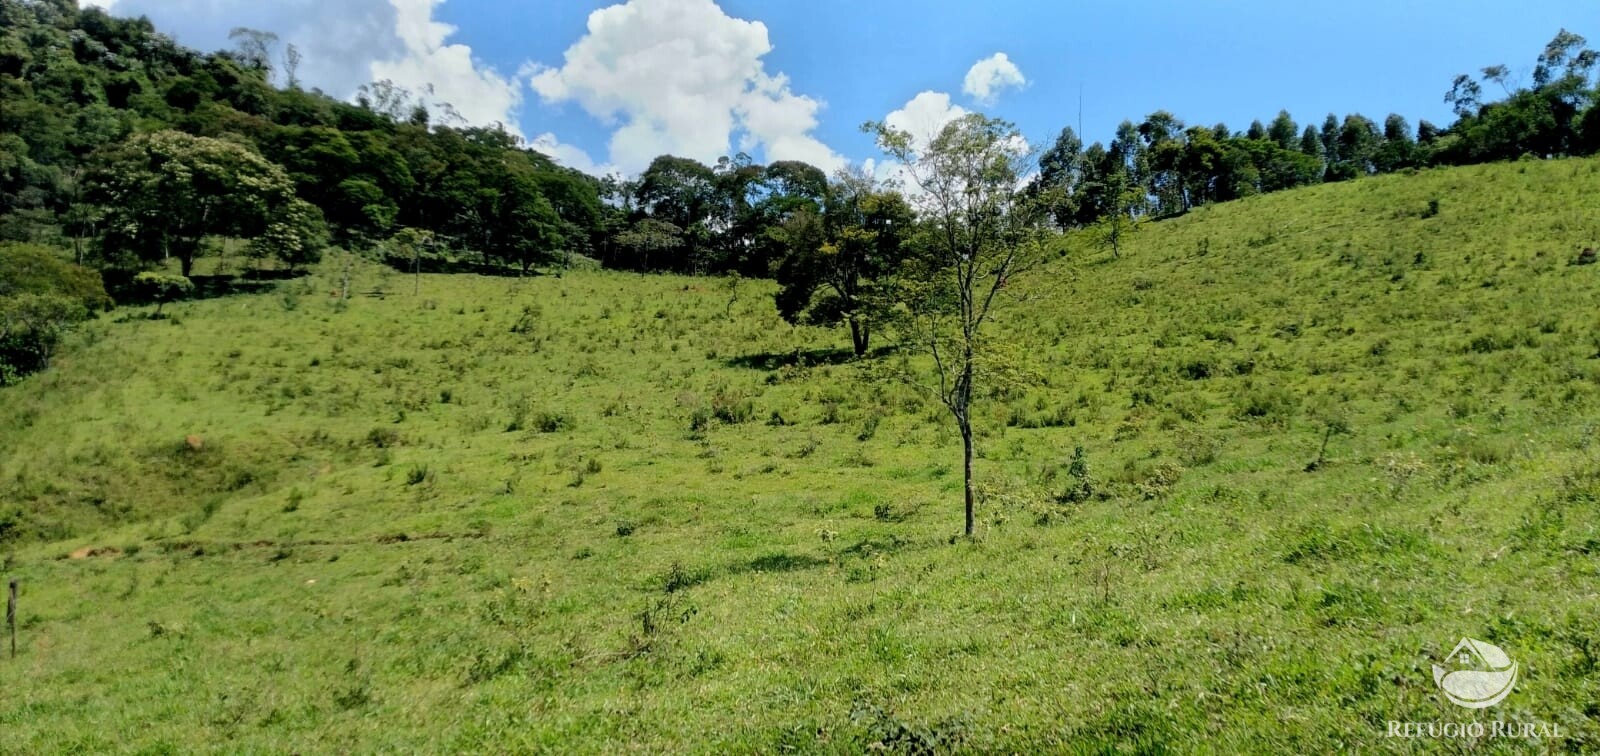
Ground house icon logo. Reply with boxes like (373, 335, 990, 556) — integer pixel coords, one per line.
(1433, 638, 1518, 709)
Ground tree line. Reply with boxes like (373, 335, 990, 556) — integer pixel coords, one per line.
(2, 0, 1599, 382)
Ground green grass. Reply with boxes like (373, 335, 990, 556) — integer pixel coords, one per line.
(3, 158, 1600, 751)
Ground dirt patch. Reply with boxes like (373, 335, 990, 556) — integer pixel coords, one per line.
(67, 546, 122, 560)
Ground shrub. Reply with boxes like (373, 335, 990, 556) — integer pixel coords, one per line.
(1237, 385, 1297, 423)
(1136, 462, 1184, 500)
(0, 245, 106, 383)
(1, 293, 89, 383)
(531, 411, 574, 433)
(1055, 446, 1096, 504)
(710, 393, 753, 425)
(404, 464, 431, 486)
(0, 244, 112, 310)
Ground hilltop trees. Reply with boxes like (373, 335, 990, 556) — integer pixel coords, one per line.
(869, 113, 1049, 537)
(1437, 29, 1599, 164)
(0, 0, 1597, 292)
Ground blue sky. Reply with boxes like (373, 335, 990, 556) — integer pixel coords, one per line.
(92, 0, 1596, 175)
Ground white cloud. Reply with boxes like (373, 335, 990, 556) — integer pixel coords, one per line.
(87, 0, 526, 136)
(369, 0, 524, 135)
(884, 90, 970, 149)
(81, 0, 120, 9)
(530, 0, 844, 174)
(872, 90, 1031, 196)
(962, 52, 1026, 106)
(531, 133, 618, 178)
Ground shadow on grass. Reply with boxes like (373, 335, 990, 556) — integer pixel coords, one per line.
(741, 552, 831, 574)
(837, 535, 915, 559)
(189, 270, 306, 299)
(102, 268, 310, 304)
(379, 256, 553, 278)
(724, 344, 895, 370)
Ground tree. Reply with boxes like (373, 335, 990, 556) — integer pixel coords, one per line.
(614, 218, 683, 271)
(1299, 125, 1323, 158)
(0, 243, 112, 311)
(282, 43, 302, 90)
(1533, 28, 1588, 87)
(1445, 74, 1483, 118)
(867, 113, 1049, 537)
(465, 156, 566, 274)
(635, 155, 716, 272)
(383, 227, 441, 294)
(1481, 64, 1513, 96)
(1319, 114, 1342, 179)
(1139, 111, 1187, 215)
(247, 198, 326, 271)
(88, 131, 299, 276)
(1035, 126, 1085, 226)
(1268, 110, 1299, 149)
(1375, 113, 1416, 172)
(773, 170, 912, 356)
(227, 27, 278, 78)
(1095, 166, 1141, 257)
(131, 270, 192, 316)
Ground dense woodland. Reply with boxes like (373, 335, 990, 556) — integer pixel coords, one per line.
(3, 0, 1600, 384)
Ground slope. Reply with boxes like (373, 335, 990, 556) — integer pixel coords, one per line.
(1, 157, 1598, 751)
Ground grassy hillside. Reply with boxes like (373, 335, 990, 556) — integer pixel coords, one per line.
(2, 158, 1599, 751)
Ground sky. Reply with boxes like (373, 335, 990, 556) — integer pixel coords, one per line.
(83, 0, 1597, 177)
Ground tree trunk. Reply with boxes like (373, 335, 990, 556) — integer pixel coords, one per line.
(961, 421, 975, 537)
(180, 254, 194, 278)
(849, 319, 869, 357)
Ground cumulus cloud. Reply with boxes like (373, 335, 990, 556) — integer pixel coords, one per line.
(529, 0, 844, 174)
(884, 90, 970, 149)
(962, 52, 1026, 105)
(862, 91, 967, 193)
(370, 0, 524, 134)
(84, 0, 526, 135)
(871, 90, 1031, 194)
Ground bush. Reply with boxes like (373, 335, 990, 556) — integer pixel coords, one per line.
(1237, 384, 1297, 423)
(531, 411, 574, 433)
(1, 294, 89, 384)
(0, 245, 107, 384)
(0, 244, 113, 311)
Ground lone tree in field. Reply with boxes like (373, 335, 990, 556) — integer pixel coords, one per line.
(132, 271, 194, 317)
(867, 113, 1050, 537)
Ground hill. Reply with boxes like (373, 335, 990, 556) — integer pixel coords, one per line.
(2, 157, 1599, 750)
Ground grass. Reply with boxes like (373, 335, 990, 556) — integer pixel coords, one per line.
(1, 158, 1599, 751)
